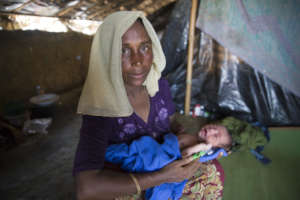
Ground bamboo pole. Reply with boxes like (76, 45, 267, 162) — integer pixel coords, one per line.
(56, 0, 84, 17)
(184, 0, 198, 115)
(13, 0, 35, 12)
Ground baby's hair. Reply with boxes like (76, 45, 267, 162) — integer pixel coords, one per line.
(220, 142, 232, 152)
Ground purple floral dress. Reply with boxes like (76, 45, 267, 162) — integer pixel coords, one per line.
(73, 78, 175, 174)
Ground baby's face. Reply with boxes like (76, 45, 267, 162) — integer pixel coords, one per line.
(198, 124, 231, 148)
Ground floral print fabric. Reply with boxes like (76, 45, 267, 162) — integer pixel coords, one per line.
(115, 159, 224, 200)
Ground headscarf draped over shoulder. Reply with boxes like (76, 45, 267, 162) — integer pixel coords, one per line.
(77, 11, 166, 117)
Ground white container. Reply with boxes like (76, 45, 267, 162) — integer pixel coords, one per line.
(193, 104, 204, 117)
(29, 93, 59, 107)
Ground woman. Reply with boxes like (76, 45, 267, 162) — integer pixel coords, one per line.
(73, 11, 224, 200)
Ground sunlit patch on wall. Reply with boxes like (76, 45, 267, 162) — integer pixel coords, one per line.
(0, 14, 101, 35)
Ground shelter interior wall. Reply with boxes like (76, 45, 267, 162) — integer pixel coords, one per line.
(0, 30, 92, 110)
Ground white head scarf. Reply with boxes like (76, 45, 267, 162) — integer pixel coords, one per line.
(77, 11, 166, 117)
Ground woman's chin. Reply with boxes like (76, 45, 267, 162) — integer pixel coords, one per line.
(125, 80, 145, 88)
(133, 76, 148, 84)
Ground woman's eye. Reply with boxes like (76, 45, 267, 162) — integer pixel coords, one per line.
(122, 48, 130, 56)
(140, 44, 151, 53)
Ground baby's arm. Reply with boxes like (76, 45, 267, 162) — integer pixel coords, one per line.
(177, 134, 212, 157)
(181, 143, 212, 157)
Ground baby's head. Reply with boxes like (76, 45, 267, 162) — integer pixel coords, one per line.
(198, 124, 232, 151)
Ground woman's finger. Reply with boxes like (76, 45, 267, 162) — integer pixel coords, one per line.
(177, 156, 194, 166)
(183, 159, 202, 177)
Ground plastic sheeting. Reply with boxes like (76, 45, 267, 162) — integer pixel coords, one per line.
(161, 0, 190, 76)
(196, 0, 300, 98)
(161, 0, 300, 126)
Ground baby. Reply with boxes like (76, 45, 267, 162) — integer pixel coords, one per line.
(104, 124, 232, 172)
(178, 124, 232, 157)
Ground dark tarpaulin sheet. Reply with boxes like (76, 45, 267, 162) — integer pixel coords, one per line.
(161, 0, 300, 126)
(196, 0, 300, 98)
(161, 0, 190, 77)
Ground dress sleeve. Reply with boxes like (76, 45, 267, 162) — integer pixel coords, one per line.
(159, 78, 176, 116)
(73, 115, 111, 176)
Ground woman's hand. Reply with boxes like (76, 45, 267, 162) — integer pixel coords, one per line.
(159, 157, 201, 183)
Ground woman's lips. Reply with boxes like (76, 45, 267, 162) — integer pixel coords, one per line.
(130, 72, 146, 79)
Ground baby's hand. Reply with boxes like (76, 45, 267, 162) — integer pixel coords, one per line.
(181, 143, 212, 158)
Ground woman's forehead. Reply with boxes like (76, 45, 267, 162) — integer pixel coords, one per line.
(122, 21, 150, 42)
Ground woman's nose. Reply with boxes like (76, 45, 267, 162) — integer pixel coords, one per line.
(131, 51, 142, 66)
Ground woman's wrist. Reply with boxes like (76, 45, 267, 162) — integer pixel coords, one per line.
(135, 170, 166, 190)
(129, 173, 141, 196)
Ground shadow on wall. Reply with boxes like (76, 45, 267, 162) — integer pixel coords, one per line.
(0, 30, 92, 110)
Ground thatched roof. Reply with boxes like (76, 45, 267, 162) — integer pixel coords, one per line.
(0, 0, 176, 21)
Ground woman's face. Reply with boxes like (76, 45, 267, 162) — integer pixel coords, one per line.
(198, 124, 231, 148)
(121, 20, 153, 87)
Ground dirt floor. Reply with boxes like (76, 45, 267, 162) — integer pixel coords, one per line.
(0, 105, 80, 200)
(2, 103, 298, 200)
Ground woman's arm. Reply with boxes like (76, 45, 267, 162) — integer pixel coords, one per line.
(76, 157, 201, 200)
(75, 169, 157, 200)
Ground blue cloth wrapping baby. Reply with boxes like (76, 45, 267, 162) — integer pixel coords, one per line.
(105, 133, 187, 200)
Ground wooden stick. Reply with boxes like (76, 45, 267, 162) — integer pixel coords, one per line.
(12, 0, 35, 12)
(185, 0, 198, 115)
(56, 0, 84, 17)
